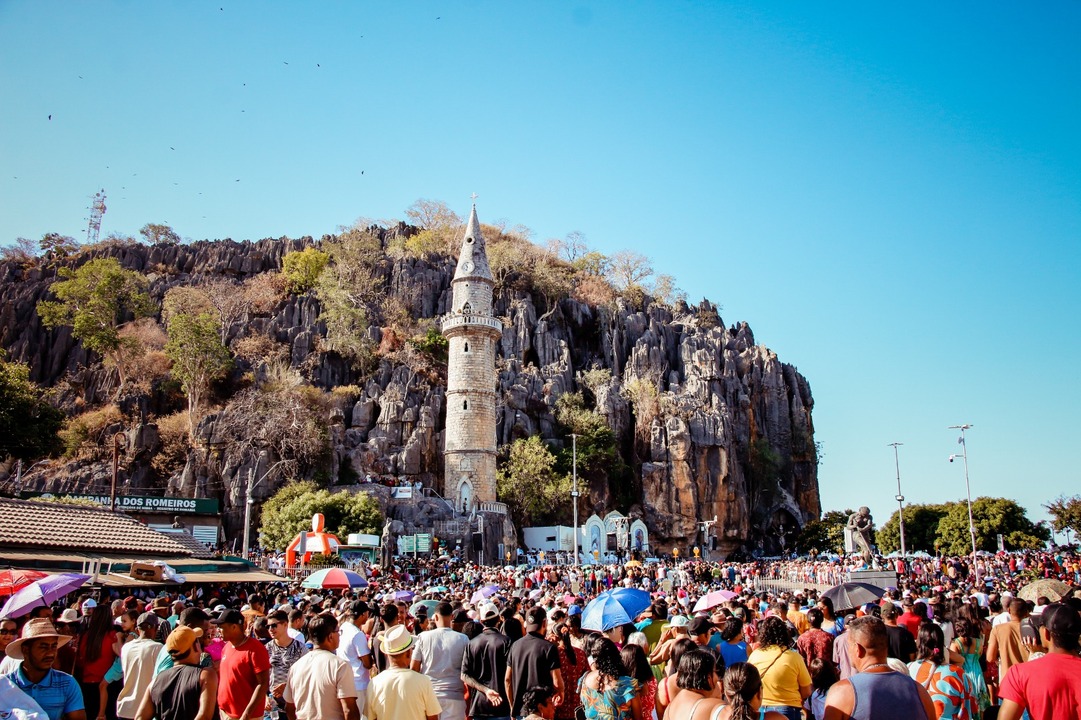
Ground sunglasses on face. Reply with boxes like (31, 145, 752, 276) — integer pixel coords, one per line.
(0, 629, 16, 636)
(268, 623, 281, 628)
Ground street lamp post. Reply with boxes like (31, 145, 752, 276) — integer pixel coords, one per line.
(242, 459, 290, 559)
(571, 433, 580, 566)
(888, 442, 906, 558)
(948, 424, 979, 585)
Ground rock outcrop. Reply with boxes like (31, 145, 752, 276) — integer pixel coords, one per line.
(0, 233, 819, 557)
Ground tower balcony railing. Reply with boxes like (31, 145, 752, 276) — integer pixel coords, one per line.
(441, 313, 504, 333)
(479, 501, 508, 515)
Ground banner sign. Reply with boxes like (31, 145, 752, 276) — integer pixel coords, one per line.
(21, 492, 219, 514)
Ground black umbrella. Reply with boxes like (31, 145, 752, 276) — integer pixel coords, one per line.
(821, 582, 885, 611)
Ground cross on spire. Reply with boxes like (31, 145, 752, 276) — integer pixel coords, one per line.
(470, 192, 478, 203)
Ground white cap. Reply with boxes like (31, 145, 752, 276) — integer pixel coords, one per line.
(81, 598, 97, 609)
(478, 602, 499, 621)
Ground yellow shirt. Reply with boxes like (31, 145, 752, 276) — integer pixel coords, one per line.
(787, 609, 810, 636)
(748, 647, 810, 708)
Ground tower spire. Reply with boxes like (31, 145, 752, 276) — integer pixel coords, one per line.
(454, 202, 493, 281)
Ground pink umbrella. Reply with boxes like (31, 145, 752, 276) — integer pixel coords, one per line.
(692, 589, 738, 613)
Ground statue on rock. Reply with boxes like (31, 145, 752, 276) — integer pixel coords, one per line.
(846, 506, 875, 565)
(380, 517, 396, 568)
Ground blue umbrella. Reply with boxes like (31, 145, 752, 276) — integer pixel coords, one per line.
(581, 588, 652, 632)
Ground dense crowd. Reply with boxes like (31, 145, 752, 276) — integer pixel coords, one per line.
(2, 548, 1080, 720)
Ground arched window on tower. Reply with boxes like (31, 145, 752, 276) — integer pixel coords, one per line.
(462, 302, 472, 314)
(463, 400, 468, 410)
(464, 342, 470, 353)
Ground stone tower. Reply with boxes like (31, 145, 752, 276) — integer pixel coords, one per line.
(441, 203, 503, 515)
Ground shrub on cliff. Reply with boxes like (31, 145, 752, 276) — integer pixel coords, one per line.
(281, 247, 329, 294)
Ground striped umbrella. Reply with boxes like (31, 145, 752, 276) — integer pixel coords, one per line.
(301, 568, 369, 590)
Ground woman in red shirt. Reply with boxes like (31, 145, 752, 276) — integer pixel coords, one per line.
(75, 605, 118, 720)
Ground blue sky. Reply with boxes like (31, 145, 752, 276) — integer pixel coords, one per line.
(2, 2, 1079, 533)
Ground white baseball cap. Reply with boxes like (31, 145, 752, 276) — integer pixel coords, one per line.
(81, 599, 97, 610)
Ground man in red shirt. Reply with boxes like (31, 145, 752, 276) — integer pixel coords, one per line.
(998, 601, 1081, 720)
(897, 596, 922, 639)
(212, 608, 270, 720)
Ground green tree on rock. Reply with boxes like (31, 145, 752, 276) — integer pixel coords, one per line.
(37, 258, 154, 397)
(163, 307, 232, 437)
(876, 503, 950, 555)
(259, 480, 383, 551)
(936, 497, 1049, 555)
(497, 435, 572, 532)
(139, 223, 181, 245)
(0, 355, 63, 461)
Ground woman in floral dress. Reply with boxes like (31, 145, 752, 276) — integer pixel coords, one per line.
(909, 623, 978, 719)
(579, 636, 642, 720)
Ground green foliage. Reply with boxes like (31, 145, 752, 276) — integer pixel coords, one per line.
(37, 259, 154, 358)
(139, 223, 181, 245)
(497, 436, 572, 531)
(935, 497, 1049, 555)
(164, 311, 232, 435)
(553, 392, 633, 510)
(876, 503, 950, 554)
(0, 356, 63, 461)
(38, 259, 154, 395)
(38, 232, 79, 259)
(795, 509, 852, 554)
(1045, 495, 1081, 537)
(572, 251, 611, 277)
(314, 229, 384, 368)
(258, 480, 383, 551)
(407, 327, 448, 364)
(32, 495, 104, 508)
(281, 247, 330, 294)
(651, 274, 687, 307)
(58, 404, 123, 459)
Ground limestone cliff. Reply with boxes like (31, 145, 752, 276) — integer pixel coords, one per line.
(0, 232, 819, 556)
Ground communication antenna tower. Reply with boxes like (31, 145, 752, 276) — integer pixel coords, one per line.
(85, 189, 107, 244)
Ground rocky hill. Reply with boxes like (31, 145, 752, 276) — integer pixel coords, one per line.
(0, 228, 820, 557)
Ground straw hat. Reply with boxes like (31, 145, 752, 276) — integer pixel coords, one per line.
(5, 619, 71, 659)
(57, 608, 80, 624)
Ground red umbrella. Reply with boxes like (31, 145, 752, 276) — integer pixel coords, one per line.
(0, 569, 48, 597)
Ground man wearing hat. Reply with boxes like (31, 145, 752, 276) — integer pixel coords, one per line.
(367, 625, 441, 720)
(1, 618, 84, 720)
(135, 626, 216, 720)
(998, 600, 1081, 720)
(461, 602, 511, 720)
(283, 613, 359, 720)
(115, 613, 163, 720)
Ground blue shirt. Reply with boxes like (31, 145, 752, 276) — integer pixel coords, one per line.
(3, 665, 83, 720)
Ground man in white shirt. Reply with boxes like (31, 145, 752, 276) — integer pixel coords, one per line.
(337, 600, 374, 717)
(116, 613, 163, 720)
(411, 602, 469, 720)
(284, 614, 359, 720)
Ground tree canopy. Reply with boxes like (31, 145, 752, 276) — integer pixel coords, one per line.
(934, 497, 1048, 555)
(1045, 495, 1081, 539)
(497, 435, 572, 532)
(0, 355, 63, 461)
(795, 509, 852, 554)
(259, 480, 383, 551)
(139, 223, 181, 245)
(163, 307, 232, 436)
(875, 503, 950, 554)
(37, 258, 154, 396)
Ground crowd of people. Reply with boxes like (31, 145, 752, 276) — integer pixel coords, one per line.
(2, 547, 1080, 720)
